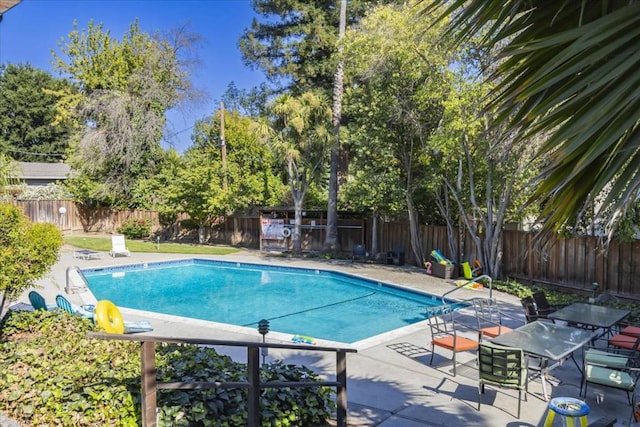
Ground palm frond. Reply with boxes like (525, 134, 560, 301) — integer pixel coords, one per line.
(422, 0, 640, 237)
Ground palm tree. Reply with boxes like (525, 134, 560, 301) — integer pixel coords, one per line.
(270, 92, 332, 254)
(423, 0, 640, 238)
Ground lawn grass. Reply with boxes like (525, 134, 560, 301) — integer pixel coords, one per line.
(64, 236, 241, 255)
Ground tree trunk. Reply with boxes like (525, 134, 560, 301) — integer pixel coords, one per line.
(407, 194, 424, 266)
(292, 197, 304, 254)
(323, 0, 347, 255)
(371, 212, 379, 257)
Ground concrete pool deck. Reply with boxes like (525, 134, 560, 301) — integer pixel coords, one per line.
(13, 244, 631, 426)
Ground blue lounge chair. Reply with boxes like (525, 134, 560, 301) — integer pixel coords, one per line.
(28, 290, 56, 311)
(55, 294, 94, 319)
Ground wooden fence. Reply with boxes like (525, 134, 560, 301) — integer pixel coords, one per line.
(12, 200, 640, 299)
(13, 200, 160, 234)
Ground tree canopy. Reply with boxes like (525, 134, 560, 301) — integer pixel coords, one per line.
(240, 0, 399, 95)
(53, 20, 201, 207)
(0, 64, 76, 162)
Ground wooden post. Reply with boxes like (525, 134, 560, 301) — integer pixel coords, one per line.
(336, 350, 347, 427)
(247, 346, 260, 427)
(141, 341, 157, 427)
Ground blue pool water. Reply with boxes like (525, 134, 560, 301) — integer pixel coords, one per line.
(82, 259, 451, 344)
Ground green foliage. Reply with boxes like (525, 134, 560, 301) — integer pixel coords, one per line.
(0, 310, 333, 426)
(0, 64, 77, 162)
(0, 203, 63, 318)
(117, 217, 152, 239)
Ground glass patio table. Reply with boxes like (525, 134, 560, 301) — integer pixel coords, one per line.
(548, 302, 630, 335)
(491, 321, 599, 400)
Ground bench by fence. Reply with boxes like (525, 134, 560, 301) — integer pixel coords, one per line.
(87, 333, 357, 427)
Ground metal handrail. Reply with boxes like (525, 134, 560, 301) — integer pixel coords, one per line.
(440, 274, 493, 303)
(65, 265, 89, 293)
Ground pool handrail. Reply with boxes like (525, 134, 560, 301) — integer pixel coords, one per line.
(65, 265, 89, 294)
(440, 274, 493, 303)
(87, 332, 357, 427)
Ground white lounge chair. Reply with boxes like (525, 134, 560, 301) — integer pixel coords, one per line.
(110, 235, 131, 257)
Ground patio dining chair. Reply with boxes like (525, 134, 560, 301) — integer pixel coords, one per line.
(520, 296, 541, 323)
(426, 304, 479, 376)
(609, 334, 640, 353)
(532, 291, 564, 318)
(478, 342, 528, 419)
(471, 298, 513, 341)
(581, 345, 640, 425)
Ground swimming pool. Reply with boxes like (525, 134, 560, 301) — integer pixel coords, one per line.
(81, 259, 453, 344)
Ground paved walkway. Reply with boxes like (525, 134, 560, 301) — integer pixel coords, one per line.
(13, 244, 631, 426)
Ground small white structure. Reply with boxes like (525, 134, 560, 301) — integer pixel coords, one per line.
(109, 235, 131, 257)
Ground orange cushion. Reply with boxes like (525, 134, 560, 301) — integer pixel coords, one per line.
(621, 325, 640, 338)
(481, 325, 513, 338)
(609, 333, 640, 350)
(433, 336, 479, 351)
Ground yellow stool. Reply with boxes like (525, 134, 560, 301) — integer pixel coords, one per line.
(544, 397, 590, 427)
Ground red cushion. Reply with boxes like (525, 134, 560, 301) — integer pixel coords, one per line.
(481, 325, 513, 338)
(609, 333, 640, 350)
(433, 336, 479, 351)
(621, 325, 640, 338)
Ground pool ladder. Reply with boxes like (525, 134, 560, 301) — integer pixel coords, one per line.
(440, 274, 493, 304)
(65, 265, 89, 294)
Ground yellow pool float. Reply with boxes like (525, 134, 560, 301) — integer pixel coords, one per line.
(94, 300, 125, 334)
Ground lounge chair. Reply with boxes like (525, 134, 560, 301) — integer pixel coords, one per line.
(28, 290, 56, 311)
(109, 235, 131, 257)
(55, 294, 94, 319)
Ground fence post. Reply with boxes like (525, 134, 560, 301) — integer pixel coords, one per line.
(336, 350, 347, 427)
(141, 341, 157, 427)
(247, 346, 260, 427)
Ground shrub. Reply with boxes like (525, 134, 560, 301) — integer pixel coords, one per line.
(0, 203, 63, 319)
(0, 310, 333, 426)
(117, 218, 152, 239)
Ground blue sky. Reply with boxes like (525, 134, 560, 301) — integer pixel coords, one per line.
(0, 0, 267, 152)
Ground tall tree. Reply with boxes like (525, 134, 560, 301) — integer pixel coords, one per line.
(266, 91, 332, 254)
(323, 0, 347, 254)
(430, 70, 542, 277)
(424, 0, 640, 239)
(0, 64, 76, 162)
(342, 2, 450, 265)
(52, 20, 202, 207)
(241, 0, 396, 95)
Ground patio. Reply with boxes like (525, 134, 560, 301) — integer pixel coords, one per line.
(14, 244, 632, 426)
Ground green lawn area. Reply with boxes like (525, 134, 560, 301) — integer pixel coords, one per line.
(64, 236, 242, 255)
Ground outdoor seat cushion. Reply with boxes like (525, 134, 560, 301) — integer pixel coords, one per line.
(433, 335, 479, 351)
(609, 333, 640, 350)
(480, 325, 513, 338)
(585, 349, 629, 369)
(621, 325, 640, 338)
(586, 365, 635, 391)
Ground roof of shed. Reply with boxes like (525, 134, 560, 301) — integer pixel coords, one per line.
(16, 162, 72, 180)
(0, 0, 21, 18)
